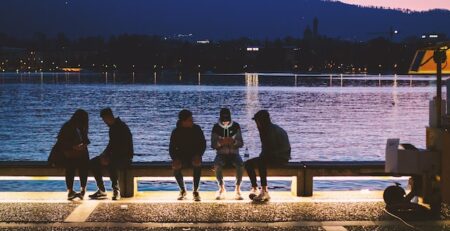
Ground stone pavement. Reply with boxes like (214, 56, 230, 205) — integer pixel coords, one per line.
(0, 191, 449, 231)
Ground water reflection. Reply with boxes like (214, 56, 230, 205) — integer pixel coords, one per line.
(245, 73, 260, 157)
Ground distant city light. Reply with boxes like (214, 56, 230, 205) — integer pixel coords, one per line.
(197, 40, 210, 44)
(246, 47, 259, 52)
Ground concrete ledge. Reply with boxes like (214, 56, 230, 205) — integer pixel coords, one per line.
(0, 161, 389, 198)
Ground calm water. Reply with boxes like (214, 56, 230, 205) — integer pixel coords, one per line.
(0, 72, 443, 191)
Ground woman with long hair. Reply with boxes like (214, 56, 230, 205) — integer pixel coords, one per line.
(49, 109, 90, 200)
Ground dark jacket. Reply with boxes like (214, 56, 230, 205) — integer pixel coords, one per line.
(169, 123, 206, 160)
(211, 121, 244, 155)
(103, 117, 134, 164)
(48, 121, 90, 167)
(260, 123, 291, 161)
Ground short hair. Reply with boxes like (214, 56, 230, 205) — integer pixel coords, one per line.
(100, 107, 114, 118)
(252, 110, 271, 125)
(178, 109, 193, 121)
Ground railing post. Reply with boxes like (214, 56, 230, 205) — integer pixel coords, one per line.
(119, 169, 136, 198)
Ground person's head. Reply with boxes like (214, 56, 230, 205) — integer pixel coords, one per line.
(219, 108, 231, 126)
(178, 109, 193, 128)
(252, 110, 271, 130)
(71, 109, 89, 130)
(100, 107, 115, 126)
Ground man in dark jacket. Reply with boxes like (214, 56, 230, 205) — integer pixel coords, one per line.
(169, 109, 206, 201)
(89, 108, 134, 200)
(244, 110, 291, 202)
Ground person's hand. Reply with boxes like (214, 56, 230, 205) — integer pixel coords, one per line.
(100, 154, 110, 166)
(73, 143, 85, 151)
(218, 137, 227, 146)
(223, 137, 234, 145)
(172, 159, 182, 170)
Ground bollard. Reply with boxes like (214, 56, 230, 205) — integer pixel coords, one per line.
(119, 169, 136, 198)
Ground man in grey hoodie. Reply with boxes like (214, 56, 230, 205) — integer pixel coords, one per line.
(211, 108, 244, 200)
(244, 110, 291, 202)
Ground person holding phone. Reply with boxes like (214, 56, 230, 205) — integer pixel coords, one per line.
(89, 108, 134, 200)
(211, 108, 244, 200)
(48, 109, 90, 200)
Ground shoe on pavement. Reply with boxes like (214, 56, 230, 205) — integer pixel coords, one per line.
(248, 188, 259, 200)
(67, 191, 78, 200)
(193, 191, 201, 202)
(215, 189, 226, 200)
(77, 190, 86, 200)
(253, 191, 270, 202)
(234, 190, 243, 200)
(177, 190, 187, 200)
(88, 190, 107, 199)
(112, 190, 121, 200)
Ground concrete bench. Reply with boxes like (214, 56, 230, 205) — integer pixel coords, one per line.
(0, 161, 387, 198)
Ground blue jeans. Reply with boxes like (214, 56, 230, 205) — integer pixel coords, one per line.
(214, 154, 243, 186)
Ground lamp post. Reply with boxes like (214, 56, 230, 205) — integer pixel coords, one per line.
(433, 47, 447, 128)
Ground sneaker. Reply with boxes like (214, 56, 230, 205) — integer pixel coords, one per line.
(112, 190, 121, 200)
(77, 190, 86, 200)
(88, 190, 107, 199)
(253, 191, 270, 202)
(177, 190, 187, 200)
(193, 191, 201, 202)
(234, 191, 243, 200)
(67, 191, 78, 200)
(249, 188, 259, 200)
(215, 189, 226, 200)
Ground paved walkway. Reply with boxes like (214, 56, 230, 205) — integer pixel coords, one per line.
(0, 191, 449, 231)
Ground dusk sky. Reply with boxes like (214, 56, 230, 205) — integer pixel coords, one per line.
(338, 0, 450, 11)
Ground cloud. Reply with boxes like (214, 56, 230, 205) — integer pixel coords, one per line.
(337, 0, 450, 11)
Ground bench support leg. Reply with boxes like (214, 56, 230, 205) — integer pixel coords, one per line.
(304, 171, 313, 197)
(119, 170, 136, 198)
(291, 169, 305, 197)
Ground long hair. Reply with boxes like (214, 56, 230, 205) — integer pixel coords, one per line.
(70, 109, 89, 136)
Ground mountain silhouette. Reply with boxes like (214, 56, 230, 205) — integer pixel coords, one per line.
(0, 0, 449, 41)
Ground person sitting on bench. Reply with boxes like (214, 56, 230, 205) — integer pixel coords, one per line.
(211, 108, 244, 200)
(48, 109, 90, 200)
(244, 110, 291, 202)
(169, 109, 206, 202)
(89, 108, 134, 200)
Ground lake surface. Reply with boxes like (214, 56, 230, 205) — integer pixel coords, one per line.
(0, 72, 444, 192)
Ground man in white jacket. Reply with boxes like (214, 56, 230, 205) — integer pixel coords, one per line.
(211, 108, 244, 200)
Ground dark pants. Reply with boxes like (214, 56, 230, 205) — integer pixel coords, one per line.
(65, 157, 89, 190)
(172, 155, 202, 192)
(244, 156, 288, 187)
(90, 156, 126, 192)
